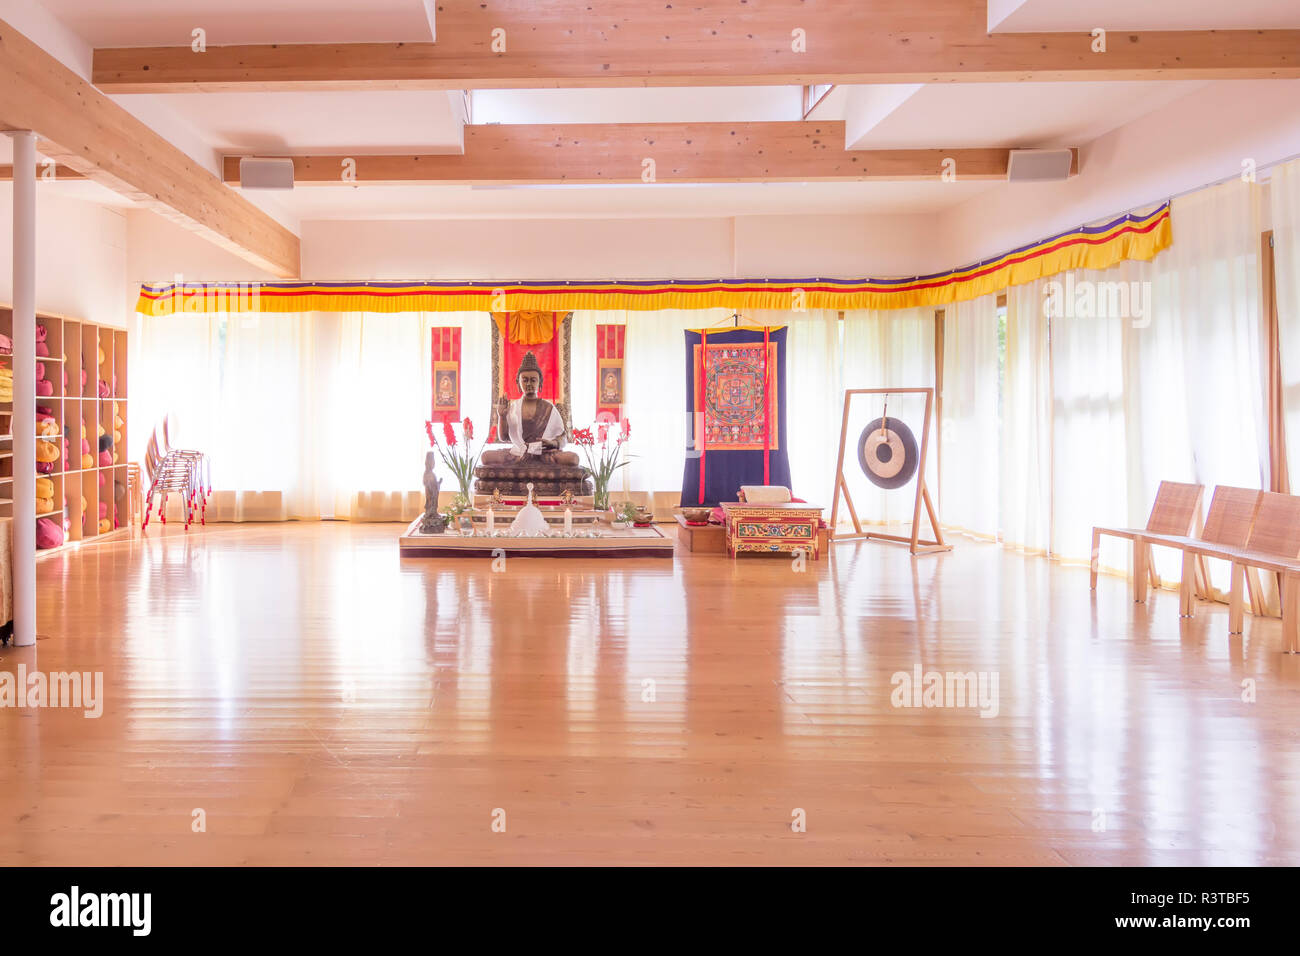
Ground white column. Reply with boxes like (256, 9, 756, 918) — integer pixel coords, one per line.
(10, 131, 36, 647)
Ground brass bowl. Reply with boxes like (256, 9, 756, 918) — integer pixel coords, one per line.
(680, 506, 712, 524)
(633, 506, 654, 527)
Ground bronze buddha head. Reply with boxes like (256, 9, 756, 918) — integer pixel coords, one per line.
(516, 351, 543, 398)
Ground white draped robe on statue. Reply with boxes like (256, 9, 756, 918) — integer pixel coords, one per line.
(506, 398, 566, 458)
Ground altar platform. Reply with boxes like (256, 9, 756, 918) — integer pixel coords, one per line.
(399, 517, 675, 559)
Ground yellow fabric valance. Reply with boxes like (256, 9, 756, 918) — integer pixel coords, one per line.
(136, 202, 1171, 316)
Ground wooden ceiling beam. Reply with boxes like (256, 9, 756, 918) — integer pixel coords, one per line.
(91, 0, 1300, 92)
(0, 17, 300, 277)
(219, 124, 1077, 185)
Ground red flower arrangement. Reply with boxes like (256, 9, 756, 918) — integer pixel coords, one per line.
(426, 417, 482, 501)
(573, 419, 631, 510)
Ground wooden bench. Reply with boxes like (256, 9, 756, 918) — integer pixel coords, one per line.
(1163, 492, 1300, 650)
(1091, 480, 1205, 602)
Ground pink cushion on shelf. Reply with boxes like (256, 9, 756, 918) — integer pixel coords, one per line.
(36, 517, 63, 549)
(97, 379, 110, 398)
(34, 325, 47, 343)
(98, 450, 113, 467)
(98, 501, 108, 519)
(81, 437, 90, 455)
(36, 460, 53, 475)
(35, 361, 45, 381)
(36, 380, 53, 396)
(36, 342, 49, 358)
(79, 368, 88, 388)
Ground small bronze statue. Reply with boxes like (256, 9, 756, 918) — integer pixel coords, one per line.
(419, 450, 448, 534)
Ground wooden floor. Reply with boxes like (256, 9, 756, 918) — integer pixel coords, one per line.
(3, 521, 1300, 866)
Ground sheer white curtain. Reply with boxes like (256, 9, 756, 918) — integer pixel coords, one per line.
(763, 309, 842, 504)
(1273, 159, 1300, 483)
(135, 311, 316, 520)
(939, 294, 999, 538)
(841, 307, 937, 527)
(1001, 281, 1052, 553)
(1000, 181, 1267, 571)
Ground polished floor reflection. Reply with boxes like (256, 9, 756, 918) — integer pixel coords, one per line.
(3, 521, 1299, 865)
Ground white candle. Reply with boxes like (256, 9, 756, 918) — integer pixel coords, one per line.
(486, 506, 495, 534)
(564, 507, 573, 534)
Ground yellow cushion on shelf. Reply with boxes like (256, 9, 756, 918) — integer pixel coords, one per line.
(81, 453, 94, 470)
(37, 419, 60, 437)
(36, 496, 53, 515)
(98, 517, 111, 534)
(36, 439, 59, 462)
(35, 477, 53, 498)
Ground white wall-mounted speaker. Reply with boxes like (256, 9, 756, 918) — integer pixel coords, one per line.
(238, 157, 295, 190)
(1006, 148, 1074, 183)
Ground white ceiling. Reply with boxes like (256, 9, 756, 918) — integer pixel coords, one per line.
(991, 0, 1300, 32)
(15, 0, 1299, 224)
(841, 81, 1207, 149)
(38, 0, 434, 45)
(471, 88, 804, 125)
(157, 90, 466, 154)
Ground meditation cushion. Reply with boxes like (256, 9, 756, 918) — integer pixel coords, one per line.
(37, 404, 54, 419)
(35, 361, 45, 381)
(36, 496, 53, 514)
(36, 439, 59, 462)
(80, 368, 87, 390)
(81, 436, 90, 454)
(97, 379, 110, 398)
(98, 471, 105, 487)
(97, 345, 104, 365)
(98, 501, 108, 519)
(35, 477, 53, 499)
(98, 449, 113, 467)
(37, 419, 59, 437)
(35, 324, 46, 342)
(36, 379, 53, 396)
(114, 429, 123, 445)
(98, 517, 111, 535)
(81, 453, 94, 470)
(36, 460, 53, 475)
(80, 495, 87, 515)
(36, 517, 62, 549)
(36, 341, 49, 358)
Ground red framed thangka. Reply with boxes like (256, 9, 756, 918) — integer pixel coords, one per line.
(596, 323, 626, 423)
(430, 327, 462, 423)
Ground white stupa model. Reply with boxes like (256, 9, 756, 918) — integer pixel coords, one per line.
(509, 482, 550, 536)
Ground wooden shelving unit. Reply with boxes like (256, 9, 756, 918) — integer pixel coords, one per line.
(0, 307, 129, 553)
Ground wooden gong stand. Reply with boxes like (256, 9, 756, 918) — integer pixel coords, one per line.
(830, 386, 951, 555)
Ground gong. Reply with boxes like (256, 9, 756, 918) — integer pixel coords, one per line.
(857, 416, 918, 489)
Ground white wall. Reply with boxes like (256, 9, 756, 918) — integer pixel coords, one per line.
(0, 187, 128, 327)
(941, 79, 1300, 269)
(301, 213, 940, 280)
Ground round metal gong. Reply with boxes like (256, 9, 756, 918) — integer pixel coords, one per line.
(857, 416, 919, 489)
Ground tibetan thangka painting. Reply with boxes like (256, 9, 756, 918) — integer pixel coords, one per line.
(681, 325, 790, 506)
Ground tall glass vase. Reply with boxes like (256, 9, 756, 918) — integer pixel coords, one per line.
(592, 480, 609, 512)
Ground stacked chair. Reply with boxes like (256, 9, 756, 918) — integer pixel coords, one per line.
(142, 419, 210, 530)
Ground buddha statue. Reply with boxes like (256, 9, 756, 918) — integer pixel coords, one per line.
(473, 351, 593, 497)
